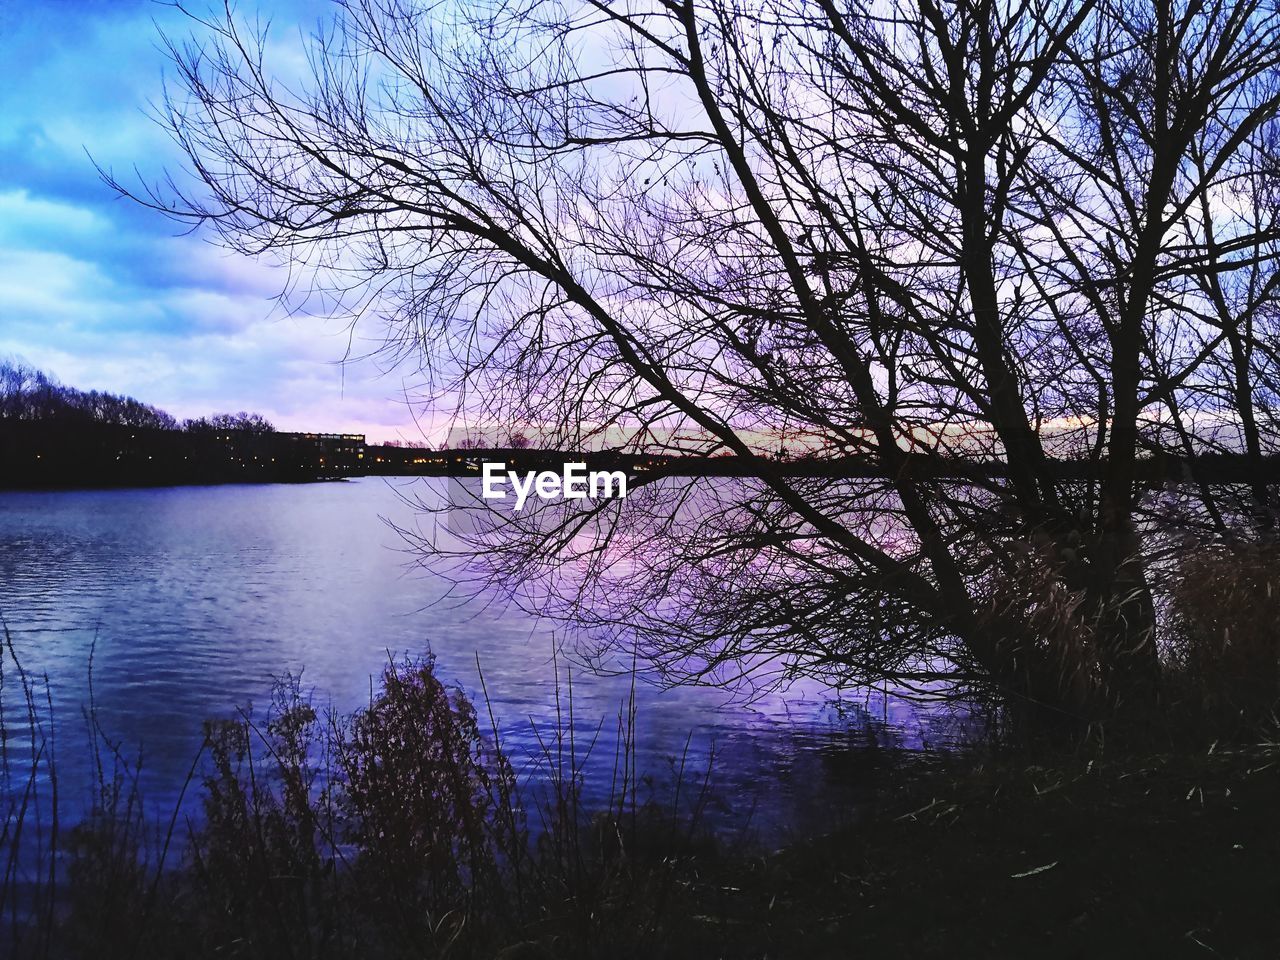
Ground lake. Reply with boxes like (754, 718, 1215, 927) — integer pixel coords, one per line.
(0, 479, 967, 838)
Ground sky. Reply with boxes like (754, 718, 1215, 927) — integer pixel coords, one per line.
(0, 0, 430, 443)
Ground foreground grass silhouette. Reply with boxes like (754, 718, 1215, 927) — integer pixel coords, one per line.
(2, 625, 1278, 958)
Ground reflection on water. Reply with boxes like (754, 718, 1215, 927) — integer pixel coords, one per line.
(0, 479, 971, 837)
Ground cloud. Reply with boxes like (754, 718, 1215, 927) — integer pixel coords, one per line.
(0, 0, 423, 443)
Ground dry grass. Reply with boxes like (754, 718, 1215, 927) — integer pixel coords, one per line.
(1167, 538, 1280, 736)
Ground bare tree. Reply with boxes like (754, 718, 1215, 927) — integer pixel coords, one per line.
(115, 0, 1280, 723)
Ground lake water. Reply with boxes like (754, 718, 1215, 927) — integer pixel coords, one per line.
(0, 479, 967, 838)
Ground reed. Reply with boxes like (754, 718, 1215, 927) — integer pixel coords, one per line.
(0, 634, 715, 959)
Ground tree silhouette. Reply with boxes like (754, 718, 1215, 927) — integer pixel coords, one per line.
(117, 0, 1280, 722)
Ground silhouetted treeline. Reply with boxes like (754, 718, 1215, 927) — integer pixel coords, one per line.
(12, 360, 1275, 493)
(0, 358, 179, 430)
(0, 359, 281, 435)
(0, 361, 355, 488)
(183, 411, 276, 434)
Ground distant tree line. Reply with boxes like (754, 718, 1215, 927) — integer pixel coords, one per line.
(0, 360, 368, 488)
(0, 359, 274, 434)
(0, 358, 178, 430)
(182, 412, 276, 434)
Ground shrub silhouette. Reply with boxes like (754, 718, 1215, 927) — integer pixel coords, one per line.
(333, 656, 514, 949)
